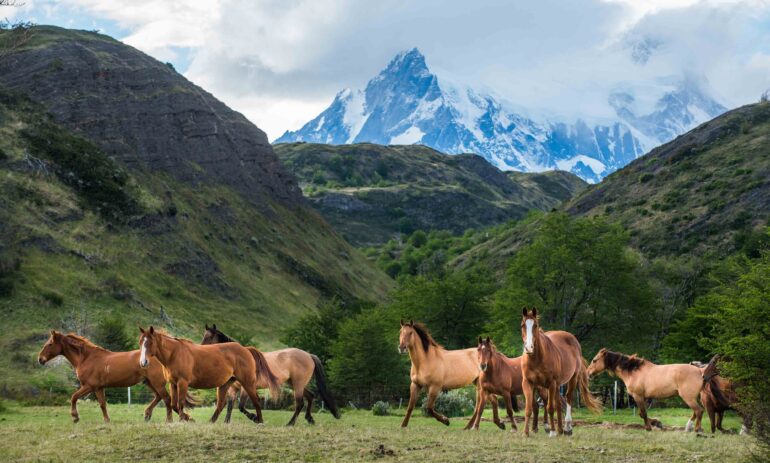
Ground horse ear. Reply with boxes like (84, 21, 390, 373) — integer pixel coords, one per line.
(531, 307, 538, 318)
(478, 336, 482, 344)
(205, 324, 209, 330)
(50, 329, 56, 336)
(400, 319, 405, 327)
(149, 326, 155, 334)
(212, 323, 217, 330)
(522, 306, 528, 316)
(409, 319, 414, 326)
(486, 336, 490, 343)
(139, 327, 145, 334)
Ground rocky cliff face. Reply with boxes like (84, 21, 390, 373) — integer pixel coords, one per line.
(0, 26, 301, 205)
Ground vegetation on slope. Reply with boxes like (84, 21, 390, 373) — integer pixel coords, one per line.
(275, 142, 586, 246)
(0, 90, 391, 400)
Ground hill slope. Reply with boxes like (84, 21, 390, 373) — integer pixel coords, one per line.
(274, 142, 586, 246)
(0, 27, 391, 396)
(454, 102, 770, 271)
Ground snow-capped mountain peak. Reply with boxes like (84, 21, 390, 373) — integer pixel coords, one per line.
(276, 49, 726, 183)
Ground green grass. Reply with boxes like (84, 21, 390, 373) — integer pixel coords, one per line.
(0, 404, 753, 462)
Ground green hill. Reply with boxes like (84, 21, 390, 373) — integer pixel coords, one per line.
(452, 102, 770, 272)
(274, 142, 586, 246)
(0, 26, 391, 398)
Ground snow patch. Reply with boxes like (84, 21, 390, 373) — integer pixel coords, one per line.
(556, 155, 607, 175)
(390, 126, 425, 145)
(342, 90, 367, 143)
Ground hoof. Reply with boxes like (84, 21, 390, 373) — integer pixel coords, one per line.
(564, 428, 573, 436)
(144, 414, 151, 422)
(549, 431, 558, 438)
(306, 417, 315, 425)
(72, 417, 80, 423)
(496, 422, 506, 431)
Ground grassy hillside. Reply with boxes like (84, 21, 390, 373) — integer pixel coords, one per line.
(275, 143, 586, 246)
(0, 29, 392, 398)
(453, 102, 770, 272)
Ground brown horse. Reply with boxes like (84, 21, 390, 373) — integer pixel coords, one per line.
(520, 307, 601, 437)
(37, 330, 181, 423)
(201, 324, 341, 425)
(467, 336, 536, 432)
(139, 326, 280, 423)
(699, 355, 740, 434)
(587, 348, 705, 432)
(399, 320, 504, 428)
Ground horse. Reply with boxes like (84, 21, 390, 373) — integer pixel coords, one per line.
(37, 330, 187, 423)
(201, 324, 341, 425)
(520, 307, 601, 437)
(587, 348, 705, 432)
(467, 336, 539, 432)
(138, 326, 280, 423)
(398, 320, 504, 428)
(699, 355, 741, 434)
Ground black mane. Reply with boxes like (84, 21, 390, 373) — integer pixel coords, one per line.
(412, 323, 441, 353)
(207, 327, 236, 344)
(604, 350, 645, 373)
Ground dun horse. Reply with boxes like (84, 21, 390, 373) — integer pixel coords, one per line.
(520, 308, 601, 437)
(587, 348, 705, 432)
(138, 326, 280, 423)
(467, 336, 543, 432)
(37, 330, 187, 423)
(399, 320, 504, 428)
(201, 324, 341, 425)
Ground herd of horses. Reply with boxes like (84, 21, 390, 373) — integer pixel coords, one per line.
(37, 306, 741, 437)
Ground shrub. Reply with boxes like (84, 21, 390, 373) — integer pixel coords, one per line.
(93, 313, 133, 351)
(0, 147, 7, 160)
(639, 172, 654, 183)
(41, 290, 64, 306)
(421, 389, 475, 418)
(372, 401, 390, 416)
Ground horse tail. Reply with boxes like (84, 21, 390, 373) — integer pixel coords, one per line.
(184, 392, 200, 409)
(701, 355, 732, 409)
(701, 354, 720, 384)
(578, 357, 602, 413)
(311, 354, 341, 419)
(247, 347, 282, 402)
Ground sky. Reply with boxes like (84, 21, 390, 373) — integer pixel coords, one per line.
(6, 0, 770, 140)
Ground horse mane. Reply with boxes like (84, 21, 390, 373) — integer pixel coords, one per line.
(154, 329, 192, 344)
(213, 329, 236, 343)
(411, 323, 442, 352)
(604, 350, 646, 373)
(64, 333, 109, 352)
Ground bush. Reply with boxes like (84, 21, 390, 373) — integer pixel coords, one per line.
(93, 313, 133, 352)
(41, 290, 64, 306)
(0, 147, 7, 160)
(421, 389, 475, 418)
(372, 401, 390, 416)
(639, 172, 654, 183)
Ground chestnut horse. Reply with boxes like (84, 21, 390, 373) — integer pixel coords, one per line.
(201, 324, 341, 425)
(587, 348, 705, 432)
(399, 320, 503, 428)
(699, 355, 741, 434)
(520, 308, 601, 437)
(37, 330, 184, 423)
(467, 336, 541, 432)
(139, 326, 280, 423)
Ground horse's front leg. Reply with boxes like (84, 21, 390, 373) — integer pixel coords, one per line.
(503, 392, 517, 432)
(490, 395, 505, 430)
(547, 382, 559, 437)
(94, 388, 110, 423)
(69, 385, 92, 423)
(522, 379, 535, 437)
(401, 382, 421, 428)
(176, 380, 192, 422)
(464, 386, 483, 430)
(632, 393, 651, 431)
(425, 385, 449, 426)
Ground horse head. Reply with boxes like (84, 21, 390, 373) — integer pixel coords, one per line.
(38, 330, 63, 365)
(201, 323, 227, 345)
(586, 348, 608, 377)
(476, 336, 494, 372)
(398, 319, 415, 354)
(521, 307, 540, 355)
(138, 326, 160, 369)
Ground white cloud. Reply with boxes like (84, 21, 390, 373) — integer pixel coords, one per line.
(12, 0, 770, 139)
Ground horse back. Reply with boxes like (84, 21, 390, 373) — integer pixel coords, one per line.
(264, 348, 313, 384)
(418, 348, 478, 389)
(79, 349, 149, 388)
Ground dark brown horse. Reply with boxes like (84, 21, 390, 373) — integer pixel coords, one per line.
(467, 336, 535, 431)
(37, 330, 184, 423)
(201, 324, 340, 425)
(700, 355, 741, 434)
(520, 307, 601, 437)
(139, 326, 280, 423)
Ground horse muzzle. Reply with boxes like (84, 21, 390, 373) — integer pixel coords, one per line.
(139, 359, 150, 369)
(398, 346, 407, 355)
(479, 364, 488, 372)
(38, 356, 47, 365)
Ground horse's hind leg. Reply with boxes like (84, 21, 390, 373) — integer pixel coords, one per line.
(717, 411, 725, 432)
(69, 385, 92, 423)
(238, 377, 265, 424)
(490, 396, 505, 430)
(94, 388, 110, 423)
(564, 378, 577, 435)
(425, 385, 450, 426)
(547, 383, 561, 437)
(681, 393, 704, 433)
(503, 392, 517, 432)
(303, 389, 315, 424)
(224, 386, 239, 424)
(287, 388, 305, 426)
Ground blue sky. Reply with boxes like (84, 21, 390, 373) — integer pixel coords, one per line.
(6, 0, 770, 139)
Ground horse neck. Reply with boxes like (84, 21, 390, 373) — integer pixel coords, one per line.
(60, 337, 91, 368)
(529, 329, 551, 365)
(156, 335, 182, 366)
(407, 342, 434, 371)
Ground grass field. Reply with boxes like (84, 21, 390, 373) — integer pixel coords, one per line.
(0, 402, 753, 462)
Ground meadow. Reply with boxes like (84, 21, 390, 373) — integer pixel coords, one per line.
(0, 402, 752, 462)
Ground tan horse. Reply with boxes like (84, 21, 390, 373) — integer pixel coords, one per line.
(587, 348, 705, 432)
(201, 324, 341, 425)
(467, 336, 534, 431)
(398, 320, 503, 428)
(520, 307, 601, 437)
(139, 326, 280, 423)
(37, 330, 181, 423)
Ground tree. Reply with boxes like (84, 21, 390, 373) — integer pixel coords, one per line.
(93, 313, 133, 352)
(391, 269, 494, 349)
(327, 307, 407, 404)
(490, 212, 656, 354)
